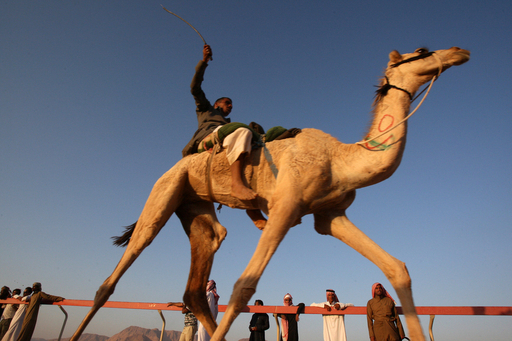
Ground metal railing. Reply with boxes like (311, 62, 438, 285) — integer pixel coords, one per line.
(2, 299, 510, 341)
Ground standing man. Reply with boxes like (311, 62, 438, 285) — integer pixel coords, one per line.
(197, 280, 219, 341)
(167, 302, 197, 341)
(248, 299, 269, 341)
(0, 287, 11, 318)
(182, 44, 257, 201)
(311, 289, 354, 341)
(16, 283, 64, 341)
(2, 287, 32, 341)
(0, 289, 21, 339)
(366, 283, 405, 341)
(277, 293, 304, 341)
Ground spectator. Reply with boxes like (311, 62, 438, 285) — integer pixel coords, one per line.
(277, 293, 304, 341)
(366, 283, 405, 341)
(197, 280, 219, 341)
(311, 289, 354, 341)
(2, 287, 32, 341)
(167, 302, 197, 341)
(16, 282, 64, 341)
(248, 299, 269, 341)
(0, 289, 20, 339)
(0, 287, 11, 318)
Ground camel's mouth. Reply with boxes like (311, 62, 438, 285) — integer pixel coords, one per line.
(452, 49, 470, 65)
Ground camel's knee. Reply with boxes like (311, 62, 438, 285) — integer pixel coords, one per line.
(93, 282, 116, 308)
(213, 222, 227, 248)
(239, 287, 256, 307)
(387, 260, 411, 290)
(229, 281, 256, 312)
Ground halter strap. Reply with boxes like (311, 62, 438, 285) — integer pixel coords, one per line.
(390, 51, 435, 68)
(379, 76, 413, 100)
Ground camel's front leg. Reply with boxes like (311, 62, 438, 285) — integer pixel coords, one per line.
(176, 201, 227, 341)
(70, 163, 189, 341)
(212, 196, 300, 341)
(314, 211, 425, 341)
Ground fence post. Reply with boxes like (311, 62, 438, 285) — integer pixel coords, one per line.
(428, 314, 435, 341)
(158, 310, 166, 341)
(58, 305, 68, 341)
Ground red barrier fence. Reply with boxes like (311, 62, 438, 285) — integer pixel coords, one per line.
(2, 299, 510, 341)
(3, 298, 511, 315)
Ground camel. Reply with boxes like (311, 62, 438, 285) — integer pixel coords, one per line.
(70, 46, 470, 341)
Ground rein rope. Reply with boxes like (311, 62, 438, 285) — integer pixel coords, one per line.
(205, 134, 222, 203)
(356, 52, 443, 147)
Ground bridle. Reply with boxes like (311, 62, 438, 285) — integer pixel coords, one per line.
(356, 51, 443, 148)
(390, 51, 435, 68)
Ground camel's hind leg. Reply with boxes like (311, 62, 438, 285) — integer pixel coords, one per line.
(70, 163, 189, 341)
(176, 201, 227, 340)
(314, 210, 425, 341)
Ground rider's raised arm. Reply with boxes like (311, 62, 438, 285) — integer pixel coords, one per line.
(190, 45, 213, 112)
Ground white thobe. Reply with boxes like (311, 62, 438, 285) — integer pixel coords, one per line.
(1, 295, 31, 341)
(310, 301, 353, 341)
(197, 292, 218, 341)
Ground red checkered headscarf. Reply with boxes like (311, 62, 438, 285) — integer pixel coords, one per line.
(207, 280, 220, 304)
(371, 282, 395, 301)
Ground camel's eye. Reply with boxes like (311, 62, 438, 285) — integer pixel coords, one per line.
(415, 48, 429, 54)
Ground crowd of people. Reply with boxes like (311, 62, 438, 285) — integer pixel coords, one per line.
(0, 283, 64, 341)
(1, 280, 404, 341)
(166, 280, 405, 341)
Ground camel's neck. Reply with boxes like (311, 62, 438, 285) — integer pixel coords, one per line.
(344, 76, 422, 188)
(365, 86, 412, 152)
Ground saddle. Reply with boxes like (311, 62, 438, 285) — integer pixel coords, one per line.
(197, 122, 301, 154)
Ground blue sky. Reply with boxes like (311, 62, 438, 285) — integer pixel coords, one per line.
(1, 1, 511, 340)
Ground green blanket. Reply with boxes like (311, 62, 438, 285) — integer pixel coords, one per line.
(198, 123, 294, 153)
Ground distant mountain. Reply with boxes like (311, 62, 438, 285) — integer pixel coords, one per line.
(46, 327, 180, 341)
(41, 326, 249, 341)
(107, 326, 181, 341)
(51, 333, 109, 341)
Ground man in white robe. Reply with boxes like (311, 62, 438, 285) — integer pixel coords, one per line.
(197, 280, 219, 341)
(311, 289, 354, 341)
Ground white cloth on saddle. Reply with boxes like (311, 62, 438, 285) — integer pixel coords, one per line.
(201, 126, 252, 165)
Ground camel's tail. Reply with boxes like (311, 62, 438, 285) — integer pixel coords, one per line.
(111, 221, 137, 247)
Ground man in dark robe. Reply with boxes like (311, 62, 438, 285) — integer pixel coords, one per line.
(16, 282, 64, 341)
(278, 293, 305, 341)
(249, 299, 269, 341)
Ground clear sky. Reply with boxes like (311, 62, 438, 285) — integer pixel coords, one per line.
(1, 1, 511, 341)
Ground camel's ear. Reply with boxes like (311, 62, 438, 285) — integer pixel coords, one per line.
(389, 50, 402, 64)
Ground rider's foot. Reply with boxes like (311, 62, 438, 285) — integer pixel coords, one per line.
(231, 183, 258, 201)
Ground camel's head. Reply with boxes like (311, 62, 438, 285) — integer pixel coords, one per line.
(385, 47, 470, 88)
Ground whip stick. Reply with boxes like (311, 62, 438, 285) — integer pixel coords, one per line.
(161, 6, 208, 46)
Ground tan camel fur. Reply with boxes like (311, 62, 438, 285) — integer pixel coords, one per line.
(70, 47, 470, 341)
